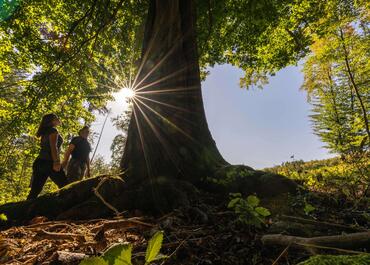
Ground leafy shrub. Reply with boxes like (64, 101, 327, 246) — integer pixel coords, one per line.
(80, 231, 166, 265)
(228, 193, 271, 228)
(303, 200, 316, 215)
(0, 213, 7, 221)
(265, 156, 369, 201)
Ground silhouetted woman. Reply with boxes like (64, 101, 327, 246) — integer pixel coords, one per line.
(27, 114, 69, 200)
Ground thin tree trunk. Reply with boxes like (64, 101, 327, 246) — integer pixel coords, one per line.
(339, 28, 370, 146)
(326, 68, 344, 148)
(121, 0, 226, 185)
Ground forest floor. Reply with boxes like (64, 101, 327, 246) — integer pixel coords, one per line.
(0, 190, 369, 265)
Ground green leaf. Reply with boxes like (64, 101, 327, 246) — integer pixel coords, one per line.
(304, 203, 315, 215)
(79, 257, 108, 265)
(145, 231, 164, 264)
(150, 253, 169, 262)
(255, 207, 271, 217)
(227, 198, 240, 208)
(246, 195, 260, 207)
(0, 213, 7, 221)
(229, 193, 242, 198)
(102, 243, 132, 265)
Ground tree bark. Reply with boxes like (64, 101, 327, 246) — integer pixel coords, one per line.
(121, 0, 226, 185)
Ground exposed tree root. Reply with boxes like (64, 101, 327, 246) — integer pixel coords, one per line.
(261, 232, 370, 254)
(93, 177, 125, 217)
(0, 166, 299, 225)
(0, 175, 126, 224)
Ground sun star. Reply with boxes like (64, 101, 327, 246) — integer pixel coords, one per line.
(120, 87, 136, 100)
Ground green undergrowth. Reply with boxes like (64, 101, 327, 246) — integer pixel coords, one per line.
(80, 231, 166, 265)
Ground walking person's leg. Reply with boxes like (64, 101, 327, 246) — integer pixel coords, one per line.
(66, 158, 84, 183)
(80, 163, 87, 180)
(27, 159, 49, 200)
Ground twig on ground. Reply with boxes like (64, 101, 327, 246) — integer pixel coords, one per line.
(272, 244, 291, 265)
(34, 229, 87, 242)
(19, 255, 38, 264)
(26, 221, 66, 229)
(160, 234, 193, 265)
(91, 218, 155, 234)
(28, 223, 74, 232)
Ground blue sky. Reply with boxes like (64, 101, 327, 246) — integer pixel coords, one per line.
(91, 64, 333, 169)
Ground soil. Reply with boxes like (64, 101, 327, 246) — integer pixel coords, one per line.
(0, 191, 368, 265)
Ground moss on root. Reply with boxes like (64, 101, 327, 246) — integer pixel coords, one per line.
(297, 254, 370, 265)
(207, 164, 298, 198)
(0, 175, 126, 224)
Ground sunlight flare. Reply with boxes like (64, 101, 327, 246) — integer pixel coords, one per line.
(118, 87, 136, 100)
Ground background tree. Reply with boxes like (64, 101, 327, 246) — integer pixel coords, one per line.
(110, 108, 132, 171)
(90, 155, 113, 177)
(302, 20, 369, 156)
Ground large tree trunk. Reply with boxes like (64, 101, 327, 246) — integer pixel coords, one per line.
(121, 0, 226, 184)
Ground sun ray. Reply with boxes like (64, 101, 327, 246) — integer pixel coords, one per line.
(133, 97, 194, 141)
(134, 101, 180, 169)
(131, 29, 192, 91)
(132, 45, 179, 91)
(95, 82, 123, 94)
(131, 21, 163, 90)
(132, 104, 152, 177)
(136, 85, 199, 95)
(135, 94, 194, 114)
(134, 66, 188, 92)
(135, 95, 198, 128)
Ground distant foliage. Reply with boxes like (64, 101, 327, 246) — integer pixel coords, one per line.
(266, 156, 369, 200)
(110, 108, 132, 170)
(90, 155, 115, 177)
